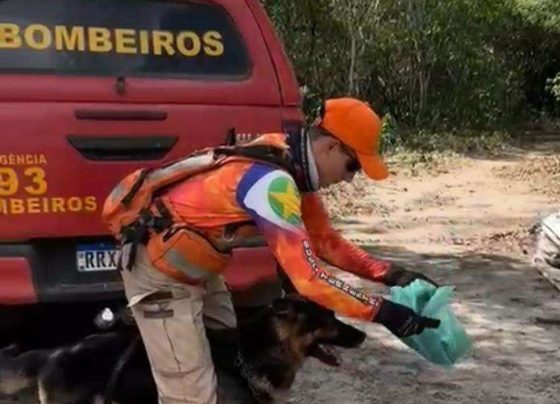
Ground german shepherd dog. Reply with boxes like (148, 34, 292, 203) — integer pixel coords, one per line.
(0, 297, 365, 404)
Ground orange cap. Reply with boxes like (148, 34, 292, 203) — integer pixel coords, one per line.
(318, 97, 388, 180)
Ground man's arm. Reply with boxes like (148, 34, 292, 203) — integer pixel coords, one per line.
(301, 192, 391, 283)
(236, 165, 381, 320)
(301, 192, 439, 288)
(235, 164, 440, 337)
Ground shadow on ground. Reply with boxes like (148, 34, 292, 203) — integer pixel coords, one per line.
(291, 244, 559, 404)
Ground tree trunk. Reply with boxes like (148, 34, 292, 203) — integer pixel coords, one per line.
(348, 32, 356, 94)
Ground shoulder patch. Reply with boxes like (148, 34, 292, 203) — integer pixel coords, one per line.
(268, 176, 302, 226)
(239, 166, 303, 231)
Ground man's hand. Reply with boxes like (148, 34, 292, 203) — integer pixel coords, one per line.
(384, 265, 439, 288)
(374, 299, 440, 338)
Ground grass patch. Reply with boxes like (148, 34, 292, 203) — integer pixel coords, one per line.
(386, 150, 466, 177)
(382, 129, 513, 155)
(379, 126, 514, 177)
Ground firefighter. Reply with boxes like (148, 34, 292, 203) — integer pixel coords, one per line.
(110, 98, 440, 403)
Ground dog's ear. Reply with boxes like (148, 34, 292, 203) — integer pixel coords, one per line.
(271, 299, 296, 318)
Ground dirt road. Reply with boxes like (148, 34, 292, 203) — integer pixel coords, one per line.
(292, 140, 560, 403)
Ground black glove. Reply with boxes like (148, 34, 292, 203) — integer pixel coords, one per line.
(375, 299, 440, 338)
(384, 265, 439, 288)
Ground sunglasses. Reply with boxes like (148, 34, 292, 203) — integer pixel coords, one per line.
(340, 144, 361, 173)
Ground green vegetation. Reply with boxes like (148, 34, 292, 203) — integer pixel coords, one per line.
(262, 0, 560, 150)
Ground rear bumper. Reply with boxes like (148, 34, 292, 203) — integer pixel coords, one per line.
(0, 240, 124, 305)
(0, 257, 37, 304)
(0, 242, 282, 307)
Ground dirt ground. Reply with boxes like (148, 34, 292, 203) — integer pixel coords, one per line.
(291, 139, 560, 403)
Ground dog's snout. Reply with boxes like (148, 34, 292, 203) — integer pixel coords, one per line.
(315, 323, 340, 340)
(317, 319, 366, 348)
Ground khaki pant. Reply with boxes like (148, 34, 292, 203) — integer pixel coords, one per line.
(120, 245, 236, 404)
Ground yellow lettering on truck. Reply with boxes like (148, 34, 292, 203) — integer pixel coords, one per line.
(139, 30, 150, 54)
(0, 158, 99, 216)
(11, 199, 25, 215)
(23, 167, 47, 195)
(152, 31, 175, 56)
(203, 31, 224, 56)
(114, 28, 137, 54)
(0, 23, 226, 57)
(0, 23, 22, 49)
(176, 31, 200, 57)
(88, 27, 112, 53)
(0, 168, 18, 196)
(0, 196, 99, 215)
(24, 24, 52, 50)
(54, 25, 85, 51)
(27, 198, 41, 214)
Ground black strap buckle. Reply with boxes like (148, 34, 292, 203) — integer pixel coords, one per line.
(119, 202, 174, 271)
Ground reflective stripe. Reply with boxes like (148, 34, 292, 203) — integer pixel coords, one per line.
(164, 248, 213, 281)
(109, 182, 128, 204)
(148, 153, 214, 184)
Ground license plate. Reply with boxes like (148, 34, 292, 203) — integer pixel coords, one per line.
(76, 243, 120, 272)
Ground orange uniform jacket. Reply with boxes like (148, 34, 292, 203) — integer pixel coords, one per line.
(165, 146, 390, 321)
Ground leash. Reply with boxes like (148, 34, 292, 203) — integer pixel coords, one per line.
(103, 335, 141, 404)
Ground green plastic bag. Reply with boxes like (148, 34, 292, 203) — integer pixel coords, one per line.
(389, 280, 472, 366)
